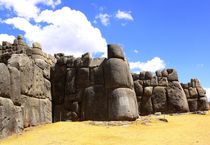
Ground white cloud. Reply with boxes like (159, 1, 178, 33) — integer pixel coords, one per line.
(204, 88, 210, 101)
(129, 57, 166, 73)
(4, 7, 107, 57)
(95, 13, 111, 26)
(133, 49, 139, 53)
(0, 34, 15, 44)
(115, 10, 134, 21)
(0, 0, 61, 18)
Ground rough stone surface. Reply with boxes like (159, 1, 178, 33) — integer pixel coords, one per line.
(152, 87, 167, 113)
(108, 88, 139, 121)
(108, 44, 125, 60)
(0, 63, 11, 98)
(104, 58, 133, 89)
(166, 81, 189, 113)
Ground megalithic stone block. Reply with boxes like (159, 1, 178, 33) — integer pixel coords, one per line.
(107, 44, 125, 60)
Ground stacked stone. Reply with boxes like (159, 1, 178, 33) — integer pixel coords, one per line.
(133, 69, 189, 115)
(51, 44, 139, 121)
(103, 44, 138, 121)
(0, 40, 53, 139)
(0, 35, 31, 64)
(51, 52, 93, 121)
(182, 79, 209, 112)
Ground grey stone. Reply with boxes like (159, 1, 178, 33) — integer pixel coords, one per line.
(167, 69, 178, 81)
(89, 58, 105, 67)
(0, 63, 11, 98)
(108, 88, 138, 121)
(8, 67, 21, 105)
(104, 58, 133, 89)
(76, 68, 89, 89)
(189, 87, 198, 98)
(197, 97, 209, 111)
(145, 71, 153, 80)
(132, 73, 139, 81)
(108, 44, 125, 60)
(65, 68, 76, 95)
(151, 76, 158, 86)
(166, 81, 189, 113)
(90, 66, 104, 85)
(134, 81, 143, 96)
(152, 87, 167, 113)
(197, 87, 206, 97)
(184, 89, 190, 99)
(139, 71, 146, 80)
(155, 70, 162, 77)
(83, 85, 107, 120)
(181, 83, 189, 89)
(187, 99, 197, 112)
(161, 69, 168, 77)
(158, 77, 168, 86)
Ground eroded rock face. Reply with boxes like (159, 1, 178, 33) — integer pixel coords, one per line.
(0, 37, 53, 139)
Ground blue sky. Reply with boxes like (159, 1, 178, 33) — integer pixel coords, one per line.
(0, 0, 210, 97)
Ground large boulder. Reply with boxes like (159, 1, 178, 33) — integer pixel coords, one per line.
(134, 81, 143, 96)
(166, 81, 189, 113)
(89, 66, 104, 85)
(0, 97, 23, 139)
(8, 54, 34, 95)
(152, 87, 167, 113)
(76, 68, 89, 89)
(0, 63, 11, 98)
(83, 85, 107, 120)
(167, 69, 178, 81)
(197, 97, 209, 111)
(187, 99, 197, 112)
(65, 68, 76, 96)
(8, 67, 21, 105)
(108, 88, 138, 121)
(104, 58, 133, 89)
(107, 44, 125, 60)
(140, 87, 153, 115)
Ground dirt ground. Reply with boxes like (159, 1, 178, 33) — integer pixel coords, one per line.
(1, 112, 210, 145)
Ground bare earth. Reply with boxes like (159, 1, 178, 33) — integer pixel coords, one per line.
(1, 112, 210, 145)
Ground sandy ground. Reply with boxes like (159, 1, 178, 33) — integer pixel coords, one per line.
(1, 112, 210, 145)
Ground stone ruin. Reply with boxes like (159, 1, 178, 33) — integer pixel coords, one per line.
(0, 35, 209, 139)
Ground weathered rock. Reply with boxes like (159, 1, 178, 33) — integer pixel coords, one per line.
(8, 54, 34, 95)
(139, 71, 146, 80)
(104, 58, 133, 89)
(51, 64, 66, 105)
(189, 87, 198, 98)
(197, 97, 209, 111)
(187, 99, 197, 112)
(74, 53, 91, 67)
(65, 68, 76, 95)
(151, 76, 158, 86)
(166, 81, 189, 113)
(155, 70, 162, 77)
(158, 77, 168, 86)
(76, 68, 89, 89)
(0, 63, 11, 98)
(145, 71, 153, 80)
(8, 67, 21, 105)
(90, 66, 104, 85)
(167, 69, 178, 81)
(89, 58, 105, 67)
(132, 73, 139, 81)
(44, 79, 51, 100)
(152, 87, 167, 113)
(108, 44, 125, 60)
(140, 88, 153, 115)
(197, 87, 206, 97)
(161, 69, 168, 77)
(134, 81, 143, 96)
(108, 88, 138, 121)
(0, 97, 23, 139)
(83, 85, 107, 120)
(184, 89, 190, 98)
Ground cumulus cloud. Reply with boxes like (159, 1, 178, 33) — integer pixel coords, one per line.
(0, 34, 15, 44)
(95, 13, 111, 26)
(133, 49, 139, 53)
(204, 88, 210, 101)
(0, 0, 61, 18)
(129, 57, 166, 73)
(115, 10, 134, 21)
(3, 6, 107, 57)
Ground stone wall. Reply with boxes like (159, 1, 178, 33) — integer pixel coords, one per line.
(0, 36, 209, 139)
(0, 36, 55, 139)
(132, 69, 209, 116)
(51, 44, 139, 121)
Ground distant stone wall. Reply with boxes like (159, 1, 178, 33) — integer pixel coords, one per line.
(0, 36, 54, 139)
(51, 44, 139, 122)
(132, 69, 209, 116)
